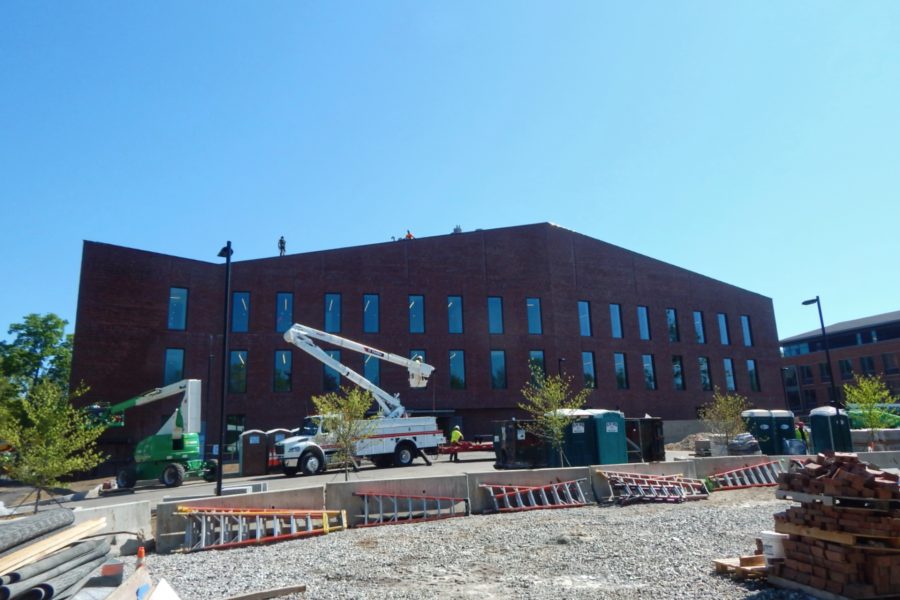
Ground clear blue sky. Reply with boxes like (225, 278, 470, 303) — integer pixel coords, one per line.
(1, 2, 898, 343)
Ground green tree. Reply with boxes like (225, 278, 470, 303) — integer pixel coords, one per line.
(518, 367, 592, 467)
(0, 381, 107, 512)
(698, 387, 751, 447)
(844, 374, 899, 448)
(311, 386, 377, 481)
(0, 313, 73, 396)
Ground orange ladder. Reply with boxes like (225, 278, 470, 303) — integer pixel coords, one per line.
(480, 479, 588, 512)
(354, 492, 469, 527)
(597, 470, 709, 504)
(710, 460, 785, 490)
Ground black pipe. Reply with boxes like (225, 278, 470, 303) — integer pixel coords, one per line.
(0, 540, 109, 600)
(0, 539, 106, 585)
(0, 510, 74, 555)
(29, 556, 106, 600)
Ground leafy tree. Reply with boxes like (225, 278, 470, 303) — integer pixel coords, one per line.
(0, 313, 73, 396)
(518, 367, 592, 467)
(0, 381, 106, 512)
(311, 386, 377, 481)
(698, 387, 751, 446)
(844, 374, 899, 448)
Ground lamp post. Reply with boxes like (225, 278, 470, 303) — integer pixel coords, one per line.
(802, 295, 841, 409)
(216, 241, 233, 496)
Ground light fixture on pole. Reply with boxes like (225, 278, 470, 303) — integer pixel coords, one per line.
(216, 241, 233, 496)
(801, 295, 841, 409)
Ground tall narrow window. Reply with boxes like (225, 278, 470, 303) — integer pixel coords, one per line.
(741, 315, 753, 347)
(666, 308, 679, 342)
(698, 356, 712, 391)
(529, 350, 546, 383)
(232, 292, 250, 333)
(747, 359, 760, 392)
(487, 297, 504, 334)
(860, 356, 875, 375)
(839, 359, 853, 380)
(578, 301, 592, 337)
(324, 293, 341, 333)
(448, 296, 464, 334)
(717, 313, 730, 345)
(449, 350, 466, 389)
(323, 349, 341, 391)
(164, 348, 184, 385)
(819, 362, 832, 382)
(526, 298, 542, 334)
(275, 293, 293, 333)
(229, 350, 248, 393)
(490, 350, 507, 389)
(581, 351, 596, 389)
(409, 295, 425, 333)
(274, 350, 292, 392)
(364, 355, 380, 386)
(800, 365, 813, 384)
(410, 349, 426, 364)
(614, 353, 628, 389)
(672, 355, 685, 390)
(610, 304, 623, 339)
(225, 415, 245, 454)
(642, 354, 657, 390)
(693, 311, 706, 344)
(883, 353, 899, 374)
(723, 358, 736, 391)
(637, 306, 651, 340)
(363, 294, 380, 334)
(168, 287, 188, 330)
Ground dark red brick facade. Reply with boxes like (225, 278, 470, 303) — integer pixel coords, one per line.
(71, 223, 783, 462)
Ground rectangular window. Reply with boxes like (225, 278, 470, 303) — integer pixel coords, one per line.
(449, 350, 466, 389)
(487, 297, 504, 334)
(164, 348, 184, 385)
(582, 351, 596, 389)
(363, 355, 380, 386)
(698, 356, 712, 391)
(526, 298, 542, 334)
(232, 292, 250, 333)
(275, 293, 293, 333)
(610, 304, 623, 339)
(819, 362, 832, 383)
(409, 295, 425, 333)
(783, 365, 798, 387)
(799, 365, 814, 384)
(324, 349, 341, 391)
(363, 294, 379, 334)
(614, 353, 628, 389)
(490, 350, 507, 390)
(839, 359, 854, 380)
(225, 415, 245, 454)
(723, 358, 736, 391)
(803, 389, 818, 411)
(883, 353, 899, 374)
(693, 311, 706, 344)
(229, 350, 248, 393)
(448, 295, 464, 334)
(747, 359, 760, 392)
(274, 350, 292, 392)
(167, 287, 188, 330)
(860, 356, 875, 375)
(642, 354, 657, 390)
(410, 349, 426, 364)
(637, 306, 651, 340)
(717, 313, 730, 345)
(741, 315, 753, 347)
(666, 308, 679, 342)
(324, 293, 341, 333)
(578, 301, 592, 337)
(672, 355, 685, 390)
(529, 350, 546, 383)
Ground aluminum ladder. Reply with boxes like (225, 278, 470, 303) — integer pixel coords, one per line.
(177, 506, 347, 551)
(354, 492, 470, 527)
(480, 479, 588, 512)
(598, 471, 709, 505)
(710, 460, 785, 490)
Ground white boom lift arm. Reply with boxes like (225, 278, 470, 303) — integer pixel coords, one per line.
(283, 323, 435, 419)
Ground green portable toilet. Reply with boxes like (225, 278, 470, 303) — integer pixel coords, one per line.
(770, 410, 796, 455)
(809, 406, 853, 453)
(742, 409, 777, 455)
(549, 415, 598, 467)
(592, 410, 627, 465)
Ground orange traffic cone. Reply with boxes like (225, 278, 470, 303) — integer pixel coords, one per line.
(267, 449, 280, 472)
(136, 546, 145, 569)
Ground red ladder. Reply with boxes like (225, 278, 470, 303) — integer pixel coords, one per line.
(597, 470, 709, 504)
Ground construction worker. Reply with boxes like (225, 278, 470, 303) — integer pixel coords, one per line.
(449, 425, 463, 463)
(278, 236, 286, 256)
(405, 230, 415, 240)
(795, 420, 808, 444)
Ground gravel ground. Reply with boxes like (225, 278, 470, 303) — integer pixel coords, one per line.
(139, 487, 812, 600)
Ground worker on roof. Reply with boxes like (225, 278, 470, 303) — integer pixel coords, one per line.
(405, 230, 414, 240)
(449, 425, 463, 463)
(278, 236, 286, 256)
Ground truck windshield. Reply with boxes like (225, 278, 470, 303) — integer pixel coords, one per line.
(297, 417, 320, 437)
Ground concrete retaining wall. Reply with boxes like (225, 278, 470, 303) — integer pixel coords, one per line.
(326, 475, 469, 526)
(466, 467, 592, 514)
(591, 461, 695, 501)
(851, 429, 900, 452)
(73, 500, 151, 556)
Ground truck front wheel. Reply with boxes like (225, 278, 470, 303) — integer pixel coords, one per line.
(394, 443, 416, 467)
(300, 452, 322, 476)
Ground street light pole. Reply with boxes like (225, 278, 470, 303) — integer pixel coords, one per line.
(802, 295, 841, 409)
(216, 241, 233, 496)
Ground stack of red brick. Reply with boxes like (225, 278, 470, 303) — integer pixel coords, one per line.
(771, 453, 900, 599)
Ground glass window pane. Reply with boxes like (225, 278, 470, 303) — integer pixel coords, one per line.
(449, 350, 466, 389)
(225, 415, 245, 454)
(698, 356, 712, 391)
(526, 298, 542, 334)
(693, 311, 706, 344)
(487, 297, 504, 334)
(448, 295, 463, 334)
(324, 349, 341, 391)
(490, 350, 507, 389)
(324, 293, 341, 333)
(168, 288, 188, 330)
(582, 351, 596, 389)
(747, 359, 760, 392)
(819, 362, 832, 382)
(883, 353, 899, 374)
(672, 355, 685, 390)
(164, 348, 184, 385)
(363, 294, 380, 333)
(232, 292, 250, 333)
(364, 354, 380, 386)
(410, 349, 426, 364)
(839, 359, 853, 380)
(614, 353, 628, 389)
(229, 350, 248, 393)
(723, 358, 736, 391)
(642, 354, 656, 390)
(638, 306, 651, 340)
(717, 313, 730, 345)
(274, 350, 292, 392)
(578, 301, 592, 337)
(409, 295, 425, 333)
(529, 350, 545, 384)
(860, 356, 875, 375)
(276, 293, 293, 333)
(741, 315, 753, 347)
(666, 308, 679, 342)
(610, 304, 623, 339)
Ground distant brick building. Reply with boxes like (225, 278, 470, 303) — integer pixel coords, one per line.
(71, 223, 782, 464)
(780, 310, 900, 413)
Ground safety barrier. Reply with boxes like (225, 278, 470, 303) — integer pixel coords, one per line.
(354, 492, 469, 527)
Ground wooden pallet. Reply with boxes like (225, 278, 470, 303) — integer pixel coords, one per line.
(713, 554, 767, 580)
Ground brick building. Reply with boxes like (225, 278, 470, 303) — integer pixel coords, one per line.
(70, 223, 783, 463)
(780, 310, 900, 413)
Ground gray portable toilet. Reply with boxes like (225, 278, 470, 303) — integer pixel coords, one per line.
(742, 409, 776, 455)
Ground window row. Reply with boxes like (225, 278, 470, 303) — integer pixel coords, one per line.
(785, 353, 899, 387)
